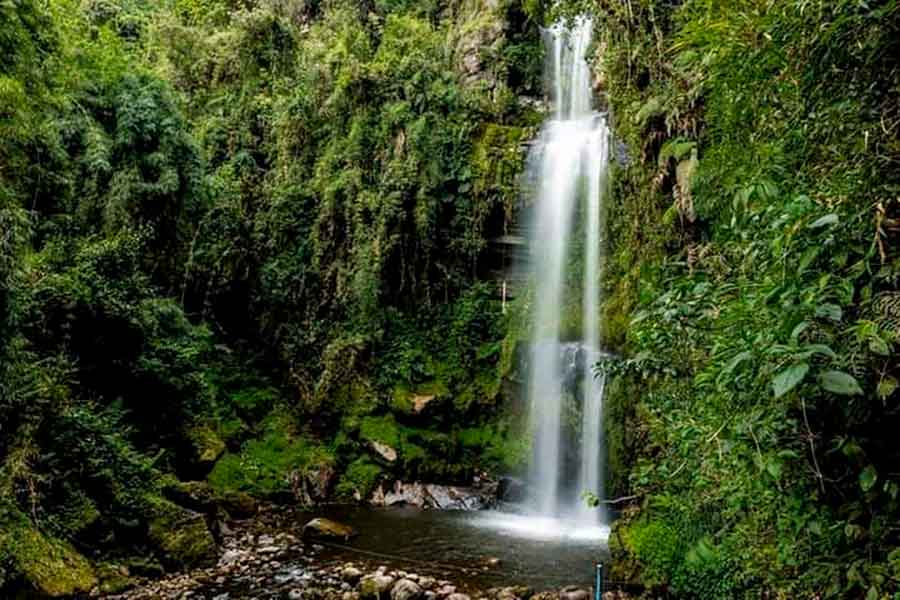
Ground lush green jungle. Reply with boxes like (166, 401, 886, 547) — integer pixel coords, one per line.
(1, 0, 898, 598)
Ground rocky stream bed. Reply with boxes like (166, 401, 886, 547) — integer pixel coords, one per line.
(94, 506, 629, 600)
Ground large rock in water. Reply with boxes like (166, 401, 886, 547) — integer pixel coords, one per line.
(302, 517, 356, 541)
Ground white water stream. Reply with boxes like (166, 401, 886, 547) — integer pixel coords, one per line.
(525, 17, 610, 529)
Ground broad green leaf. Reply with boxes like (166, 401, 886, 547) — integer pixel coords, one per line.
(803, 344, 836, 359)
(859, 465, 878, 492)
(808, 213, 838, 228)
(773, 362, 809, 398)
(868, 336, 890, 356)
(814, 303, 842, 322)
(798, 246, 819, 273)
(790, 321, 809, 342)
(819, 370, 863, 395)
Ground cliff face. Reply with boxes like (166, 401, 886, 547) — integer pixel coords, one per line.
(589, 1, 900, 597)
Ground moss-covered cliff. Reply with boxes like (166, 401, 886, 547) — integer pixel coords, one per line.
(574, 1, 900, 597)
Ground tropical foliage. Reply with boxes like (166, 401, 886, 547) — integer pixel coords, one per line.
(565, 0, 900, 597)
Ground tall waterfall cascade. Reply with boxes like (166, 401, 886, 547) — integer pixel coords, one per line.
(525, 17, 610, 526)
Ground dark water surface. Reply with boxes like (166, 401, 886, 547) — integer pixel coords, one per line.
(304, 506, 610, 590)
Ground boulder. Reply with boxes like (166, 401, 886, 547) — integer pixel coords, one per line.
(0, 516, 97, 597)
(360, 573, 396, 599)
(424, 484, 489, 510)
(146, 498, 217, 568)
(186, 423, 226, 475)
(302, 517, 356, 541)
(370, 440, 398, 463)
(391, 578, 423, 600)
(384, 482, 427, 508)
(218, 490, 258, 519)
(162, 479, 217, 513)
(370, 481, 498, 510)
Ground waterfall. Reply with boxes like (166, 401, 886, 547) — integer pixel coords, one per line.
(526, 17, 610, 524)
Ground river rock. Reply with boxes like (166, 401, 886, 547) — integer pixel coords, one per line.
(494, 586, 532, 600)
(391, 578, 423, 600)
(302, 518, 356, 541)
(360, 574, 396, 599)
(342, 566, 363, 584)
(418, 576, 436, 590)
(560, 587, 590, 600)
(447, 594, 471, 600)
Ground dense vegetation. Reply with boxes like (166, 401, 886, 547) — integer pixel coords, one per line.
(564, 0, 900, 597)
(0, 0, 544, 594)
(3, 0, 899, 597)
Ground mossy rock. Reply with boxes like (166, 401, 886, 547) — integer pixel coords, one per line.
(218, 489, 258, 519)
(95, 562, 135, 595)
(145, 497, 216, 568)
(186, 422, 226, 474)
(162, 478, 218, 513)
(0, 511, 97, 597)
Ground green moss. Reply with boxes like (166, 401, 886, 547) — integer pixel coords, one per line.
(95, 562, 134, 595)
(359, 415, 401, 449)
(187, 422, 226, 469)
(458, 419, 529, 472)
(335, 457, 384, 500)
(0, 509, 97, 597)
(145, 496, 216, 568)
(208, 412, 333, 497)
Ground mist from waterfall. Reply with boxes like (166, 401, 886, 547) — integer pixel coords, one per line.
(526, 17, 610, 525)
